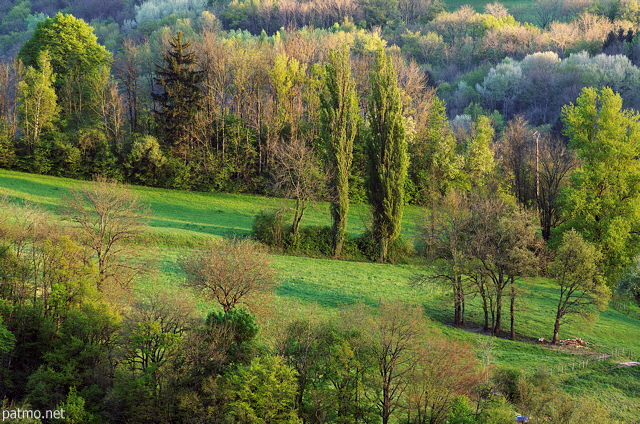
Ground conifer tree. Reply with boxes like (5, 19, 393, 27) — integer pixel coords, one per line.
(366, 50, 408, 262)
(153, 31, 203, 158)
(320, 48, 360, 258)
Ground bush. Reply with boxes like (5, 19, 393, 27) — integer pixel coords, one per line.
(356, 229, 412, 263)
(252, 210, 288, 249)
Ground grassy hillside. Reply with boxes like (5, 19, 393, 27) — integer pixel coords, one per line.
(0, 169, 424, 244)
(2, 168, 640, 420)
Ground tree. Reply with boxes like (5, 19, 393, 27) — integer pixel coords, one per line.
(404, 337, 483, 424)
(18, 13, 112, 130)
(618, 257, 640, 305)
(367, 302, 424, 424)
(17, 50, 58, 160)
(416, 193, 473, 327)
(467, 196, 538, 337)
(462, 115, 495, 192)
(537, 136, 576, 240)
(320, 48, 360, 258)
(64, 177, 149, 294)
(367, 50, 409, 263)
(223, 356, 302, 423)
(272, 138, 325, 247)
(152, 31, 204, 158)
(548, 230, 610, 344)
(180, 238, 276, 312)
(560, 87, 640, 285)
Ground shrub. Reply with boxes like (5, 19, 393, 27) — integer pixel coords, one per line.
(356, 229, 412, 263)
(252, 210, 288, 249)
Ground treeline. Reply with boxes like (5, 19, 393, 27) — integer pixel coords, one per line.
(0, 186, 614, 423)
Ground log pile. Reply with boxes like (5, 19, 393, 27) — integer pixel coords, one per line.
(559, 338, 591, 347)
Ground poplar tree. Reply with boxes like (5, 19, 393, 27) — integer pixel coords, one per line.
(153, 31, 203, 157)
(366, 50, 409, 262)
(320, 48, 360, 258)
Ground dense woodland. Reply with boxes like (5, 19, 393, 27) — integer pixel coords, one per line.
(1, 0, 640, 422)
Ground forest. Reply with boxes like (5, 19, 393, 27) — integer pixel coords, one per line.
(1, 0, 640, 422)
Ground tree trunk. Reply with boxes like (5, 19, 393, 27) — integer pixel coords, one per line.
(510, 281, 516, 340)
(493, 282, 503, 336)
(552, 310, 562, 344)
(379, 237, 389, 263)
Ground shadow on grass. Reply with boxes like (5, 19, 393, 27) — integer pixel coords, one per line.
(277, 278, 378, 308)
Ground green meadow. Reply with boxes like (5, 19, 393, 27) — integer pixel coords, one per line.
(2, 168, 640, 421)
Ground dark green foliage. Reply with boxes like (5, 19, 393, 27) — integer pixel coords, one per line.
(206, 307, 259, 365)
(253, 210, 288, 249)
(152, 31, 203, 156)
(356, 229, 411, 263)
(366, 50, 409, 262)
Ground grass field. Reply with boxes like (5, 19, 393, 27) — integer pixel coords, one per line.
(2, 168, 640, 421)
(445, 0, 538, 23)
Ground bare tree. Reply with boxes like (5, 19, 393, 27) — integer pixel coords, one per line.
(64, 176, 149, 294)
(404, 337, 483, 423)
(367, 302, 425, 424)
(466, 197, 539, 337)
(272, 138, 326, 245)
(180, 238, 277, 312)
(537, 137, 576, 240)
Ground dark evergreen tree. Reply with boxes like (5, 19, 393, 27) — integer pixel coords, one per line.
(366, 50, 408, 262)
(152, 31, 203, 158)
(320, 48, 360, 258)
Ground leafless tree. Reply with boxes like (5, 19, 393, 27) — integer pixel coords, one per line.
(272, 138, 326, 244)
(538, 137, 576, 240)
(180, 238, 277, 312)
(64, 176, 149, 295)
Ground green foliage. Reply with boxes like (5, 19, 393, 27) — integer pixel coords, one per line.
(17, 50, 58, 161)
(252, 210, 288, 249)
(560, 87, 640, 286)
(321, 48, 360, 258)
(366, 50, 409, 262)
(152, 31, 203, 154)
(206, 308, 259, 365)
(18, 13, 112, 130)
(224, 356, 302, 423)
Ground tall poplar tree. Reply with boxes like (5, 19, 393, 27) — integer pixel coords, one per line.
(320, 48, 360, 258)
(153, 31, 203, 158)
(366, 50, 408, 262)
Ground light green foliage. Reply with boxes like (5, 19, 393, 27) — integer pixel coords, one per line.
(133, 0, 207, 27)
(560, 87, 640, 285)
(57, 387, 91, 424)
(320, 48, 359, 257)
(549, 229, 610, 343)
(224, 356, 302, 423)
(408, 97, 462, 204)
(367, 50, 409, 262)
(17, 50, 58, 158)
(18, 13, 112, 129)
(463, 115, 495, 190)
(618, 256, 640, 304)
(126, 135, 166, 186)
(0, 315, 15, 354)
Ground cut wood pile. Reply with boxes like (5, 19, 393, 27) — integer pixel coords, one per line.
(559, 338, 592, 347)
